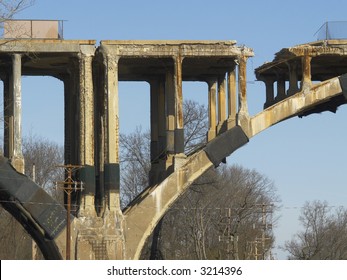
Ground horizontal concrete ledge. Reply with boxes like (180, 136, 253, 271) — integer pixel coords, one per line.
(306, 40, 347, 46)
(0, 39, 96, 53)
(0, 39, 96, 45)
(100, 40, 238, 46)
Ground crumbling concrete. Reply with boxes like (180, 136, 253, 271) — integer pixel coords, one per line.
(0, 38, 346, 259)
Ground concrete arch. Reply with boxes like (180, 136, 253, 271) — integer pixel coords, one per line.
(123, 74, 347, 259)
(0, 156, 66, 259)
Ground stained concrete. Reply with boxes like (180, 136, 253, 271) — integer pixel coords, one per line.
(0, 38, 346, 259)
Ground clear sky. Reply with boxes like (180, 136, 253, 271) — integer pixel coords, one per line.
(11, 0, 347, 259)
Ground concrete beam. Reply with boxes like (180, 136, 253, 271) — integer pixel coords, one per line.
(0, 39, 96, 53)
(250, 76, 343, 138)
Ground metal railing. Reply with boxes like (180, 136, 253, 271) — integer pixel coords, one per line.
(2, 19, 64, 39)
(314, 21, 347, 41)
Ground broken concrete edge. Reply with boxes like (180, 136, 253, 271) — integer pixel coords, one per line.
(204, 126, 249, 167)
(338, 73, 347, 100)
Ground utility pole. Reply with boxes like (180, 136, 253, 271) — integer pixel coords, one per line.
(55, 164, 83, 260)
(256, 203, 273, 259)
(219, 208, 239, 260)
(31, 164, 38, 260)
(245, 204, 274, 260)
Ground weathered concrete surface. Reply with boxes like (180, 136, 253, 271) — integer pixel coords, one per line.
(1, 38, 347, 260)
(0, 156, 65, 259)
(249, 76, 345, 138)
(123, 125, 249, 259)
(253, 40, 347, 137)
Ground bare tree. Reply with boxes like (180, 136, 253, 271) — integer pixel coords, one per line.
(150, 165, 279, 260)
(23, 134, 64, 200)
(120, 99, 208, 207)
(121, 99, 279, 260)
(119, 127, 151, 206)
(284, 201, 347, 260)
(183, 99, 208, 154)
(0, 0, 33, 20)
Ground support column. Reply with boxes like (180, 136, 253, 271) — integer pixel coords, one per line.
(165, 68, 175, 154)
(78, 48, 96, 217)
(9, 54, 24, 173)
(103, 54, 120, 211)
(165, 66, 175, 172)
(275, 73, 286, 101)
(227, 68, 237, 129)
(174, 56, 184, 155)
(149, 79, 160, 185)
(3, 73, 10, 158)
(287, 62, 299, 96)
(64, 71, 79, 166)
(301, 53, 312, 92)
(157, 80, 166, 180)
(63, 62, 81, 215)
(263, 78, 275, 108)
(207, 78, 217, 141)
(93, 62, 105, 216)
(238, 55, 249, 116)
(217, 74, 227, 134)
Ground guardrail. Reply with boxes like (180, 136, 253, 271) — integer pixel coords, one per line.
(315, 21, 347, 41)
(2, 19, 64, 39)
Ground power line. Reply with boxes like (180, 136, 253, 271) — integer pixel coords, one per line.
(0, 196, 346, 210)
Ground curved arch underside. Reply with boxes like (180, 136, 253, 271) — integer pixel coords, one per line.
(0, 157, 66, 259)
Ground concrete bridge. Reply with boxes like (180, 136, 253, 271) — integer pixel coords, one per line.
(0, 36, 346, 259)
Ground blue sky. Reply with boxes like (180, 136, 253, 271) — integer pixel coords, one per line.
(12, 0, 347, 259)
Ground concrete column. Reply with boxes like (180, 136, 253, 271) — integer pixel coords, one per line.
(78, 49, 96, 217)
(103, 54, 120, 211)
(217, 74, 227, 133)
(207, 78, 217, 141)
(174, 56, 184, 154)
(149, 78, 168, 183)
(63, 64, 81, 215)
(238, 55, 248, 115)
(287, 62, 299, 96)
(9, 54, 24, 173)
(227, 69, 237, 128)
(276, 73, 286, 101)
(301, 54, 312, 92)
(264, 78, 275, 108)
(165, 68, 175, 155)
(157, 80, 167, 180)
(3, 73, 10, 158)
(165, 66, 175, 172)
(149, 80, 160, 185)
(63, 72, 78, 166)
(93, 62, 105, 215)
